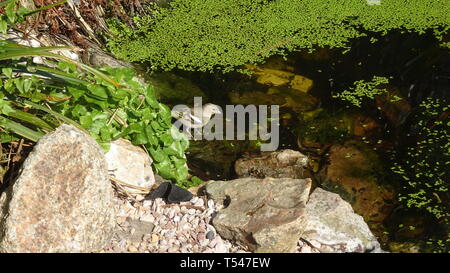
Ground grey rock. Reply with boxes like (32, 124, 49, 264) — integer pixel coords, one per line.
(235, 149, 308, 179)
(105, 138, 155, 194)
(128, 220, 155, 243)
(0, 124, 116, 252)
(206, 177, 312, 253)
(301, 188, 384, 253)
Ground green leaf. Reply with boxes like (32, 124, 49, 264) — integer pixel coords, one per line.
(6, 1, 17, 23)
(148, 147, 168, 163)
(83, 95, 109, 108)
(67, 86, 85, 100)
(87, 84, 108, 100)
(0, 116, 44, 142)
(6, 108, 53, 130)
(79, 115, 93, 128)
(2, 68, 13, 78)
(0, 20, 8, 34)
(110, 88, 128, 100)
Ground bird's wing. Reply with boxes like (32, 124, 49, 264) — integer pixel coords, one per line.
(189, 113, 203, 124)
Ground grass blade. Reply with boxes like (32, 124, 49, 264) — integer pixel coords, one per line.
(0, 116, 44, 142)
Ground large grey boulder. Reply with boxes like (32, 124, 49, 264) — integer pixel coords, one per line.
(0, 124, 116, 252)
(206, 177, 312, 253)
(299, 188, 384, 253)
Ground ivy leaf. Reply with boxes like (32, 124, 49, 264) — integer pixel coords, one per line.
(2, 68, 13, 78)
(79, 115, 93, 128)
(87, 84, 108, 100)
(67, 86, 85, 100)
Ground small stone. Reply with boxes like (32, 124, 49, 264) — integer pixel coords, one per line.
(188, 209, 196, 215)
(168, 246, 180, 253)
(143, 200, 153, 208)
(152, 201, 158, 211)
(135, 195, 145, 202)
(190, 197, 199, 204)
(173, 216, 181, 222)
(173, 206, 181, 213)
(195, 198, 205, 207)
(139, 214, 154, 223)
(209, 237, 219, 248)
(207, 199, 214, 209)
(153, 226, 161, 233)
(158, 216, 168, 225)
(214, 241, 228, 253)
(207, 224, 216, 233)
(206, 231, 215, 240)
(200, 239, 210, 248)
(163, 207, 172, 215)
(143, 234, 152, 242)
(128, 245, 138, 252)
(192, 245, 199, 252)
(180, 206, 188, 214)
(165, 230, 176, 238)
(181, 214, 189, 222)
(299, 243, 312, 253)
(198, 226, 207, 233)
(202, 248, 214, 253)
(151, 234, 159, 244)
(197, 233, 206, 241)
(168, 208, 176, 219)
(117, 216, 127, 225)
(152, 211, 162, 218)
(191, 217, 200, 227)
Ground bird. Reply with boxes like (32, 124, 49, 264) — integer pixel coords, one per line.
(171, 103, 222, 135)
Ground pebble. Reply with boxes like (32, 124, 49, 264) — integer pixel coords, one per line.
(206, 231, 215, 240)
(128, 245, 138, 252)
(188, 209, 196, 215)
(214, 242, 228, 253)
(151, 234, 159, 244)
(117, 216, 127, 224)
(195, 198, 204, 207)
(139, 214, 154, 223)
(197, 232, 206, 241)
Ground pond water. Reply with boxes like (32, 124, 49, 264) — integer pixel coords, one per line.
(141, 31, 449, 252)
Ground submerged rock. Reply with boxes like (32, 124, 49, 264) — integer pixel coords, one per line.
(148, 72, 207, 105)
(290, 75, 314, 93)
(268, 86, 319, 113)
(375, 87, 411, 127)
(319, 142, 396, 223)
(234, 149, 308, 179)
(245, 62, 313, 93)
(300, 188, 384, 253)
(206, 177, 312, 253)
(0, 124, 116, 253)
(246, 64, 295, 86)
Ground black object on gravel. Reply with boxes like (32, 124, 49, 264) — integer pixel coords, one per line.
(145, 182, 193, 204)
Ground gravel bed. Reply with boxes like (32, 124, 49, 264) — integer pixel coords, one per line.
(100, 195, 250, 253)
